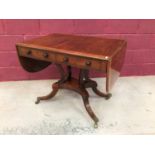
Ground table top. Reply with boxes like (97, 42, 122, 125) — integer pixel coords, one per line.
(16, 33, 126, 61)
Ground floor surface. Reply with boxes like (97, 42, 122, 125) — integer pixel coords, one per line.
(0, 76, 155, 134)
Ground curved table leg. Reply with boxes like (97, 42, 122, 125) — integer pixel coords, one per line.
(82, 95, 99, 128)
(35, 84, 59, 104)
(92, 87, 112, 100)
(83, 69, 112, 100)
(35, 64, 67, 104)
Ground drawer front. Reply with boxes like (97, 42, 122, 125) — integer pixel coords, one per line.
(17, 47, 55, 62)
(17, 46, 107, 71)
(55, 53, 107, 71)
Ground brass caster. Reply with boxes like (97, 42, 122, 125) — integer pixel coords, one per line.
(105, 93, 112, 100)
(94, 122, 98, 128)
(35, 98, 40, 104)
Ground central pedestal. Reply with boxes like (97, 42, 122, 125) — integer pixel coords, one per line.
(35, 64, 111, 128)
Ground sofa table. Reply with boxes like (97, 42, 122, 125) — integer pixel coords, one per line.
(16, 33, 127, 128)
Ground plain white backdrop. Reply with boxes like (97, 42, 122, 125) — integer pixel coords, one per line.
(0, 0, 155, 155)
(0, 0, 155, 19)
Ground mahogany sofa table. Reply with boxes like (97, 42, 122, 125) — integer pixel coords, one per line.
(16, 34, 127, 128)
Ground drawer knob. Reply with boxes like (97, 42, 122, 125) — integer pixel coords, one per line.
(85, 61, 91, 66)
(43, 52, 49, 58)
(63, 57, 69, 62)
(27, 50, 32, 55)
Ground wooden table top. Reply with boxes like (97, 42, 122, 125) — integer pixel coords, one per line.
(17, 33, 126, 60)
